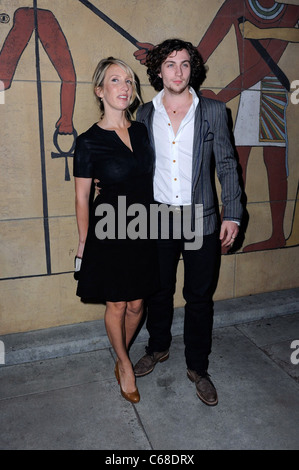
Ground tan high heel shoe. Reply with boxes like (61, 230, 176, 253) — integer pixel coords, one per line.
(115, 362, 140, 404)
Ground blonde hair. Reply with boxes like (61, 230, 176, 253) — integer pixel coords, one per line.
(92, 57, 141, 119)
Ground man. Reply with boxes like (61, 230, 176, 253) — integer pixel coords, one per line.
(134, 39, 243, 406)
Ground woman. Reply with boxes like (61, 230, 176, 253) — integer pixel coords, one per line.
(73, 57, 158, 403)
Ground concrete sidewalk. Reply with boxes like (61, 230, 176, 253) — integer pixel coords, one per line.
(0, 288, 299, 450)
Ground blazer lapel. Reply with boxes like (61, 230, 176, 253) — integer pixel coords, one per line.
(192, 98, 204, 194)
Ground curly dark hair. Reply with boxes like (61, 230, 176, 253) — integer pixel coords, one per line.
(145, 38, 206, 92)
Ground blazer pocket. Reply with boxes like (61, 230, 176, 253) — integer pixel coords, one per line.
(203, 207, 216, 217)
(203, 119, 214, 142)
(203, 131, 214, 142)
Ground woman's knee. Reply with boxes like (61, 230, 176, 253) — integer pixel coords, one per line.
(106, 301, 127, 317)
(126, 299, 143, 316)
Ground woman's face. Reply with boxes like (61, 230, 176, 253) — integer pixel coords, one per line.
(96, 64, 133, 113)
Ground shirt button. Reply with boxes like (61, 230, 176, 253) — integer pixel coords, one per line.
(173, 160, 176, 163)
(174, 178, 177, 181)
(172, 141, 175, 144)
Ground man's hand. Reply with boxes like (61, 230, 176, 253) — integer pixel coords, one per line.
(219, 221, 239, 247)
(94, 179, 101, 195)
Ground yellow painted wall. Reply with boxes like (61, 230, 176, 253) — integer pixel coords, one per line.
(0, 0, 298, 334)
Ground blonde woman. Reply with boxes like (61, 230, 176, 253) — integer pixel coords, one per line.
(74, 58, 158, 403)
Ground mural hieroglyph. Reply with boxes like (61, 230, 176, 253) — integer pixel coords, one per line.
(0, 0, 298, 283)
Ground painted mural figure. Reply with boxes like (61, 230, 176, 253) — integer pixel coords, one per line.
(0, 6, 78, 273)
(197, 0, 299, 252)
(0, 7, 76, 135)
(0, 0, 298, 271)
(239, 17, 299, 249)
(134, 0, 299, 253)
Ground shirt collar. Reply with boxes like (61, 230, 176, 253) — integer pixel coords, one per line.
(152, 87, 199, 111)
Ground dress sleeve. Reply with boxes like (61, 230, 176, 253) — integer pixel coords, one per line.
(73, 134, 93, 178)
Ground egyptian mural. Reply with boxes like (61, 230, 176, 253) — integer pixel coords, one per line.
(0, 0, 298, 334)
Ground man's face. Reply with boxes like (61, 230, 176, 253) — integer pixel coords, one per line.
(159, 49, 191, 95)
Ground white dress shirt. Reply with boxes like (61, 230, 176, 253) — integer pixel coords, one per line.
(152, 87, 199, 205)
(151, 88, 240, 227)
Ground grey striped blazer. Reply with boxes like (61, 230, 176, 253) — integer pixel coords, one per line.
(136, 95, 243, 235)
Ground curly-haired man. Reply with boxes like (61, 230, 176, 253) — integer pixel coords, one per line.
(134, 39, 243, 406)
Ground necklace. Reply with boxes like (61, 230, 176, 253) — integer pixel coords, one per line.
(163, 94, 192, 115)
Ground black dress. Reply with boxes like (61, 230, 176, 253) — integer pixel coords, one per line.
(73, 121, 159, 303)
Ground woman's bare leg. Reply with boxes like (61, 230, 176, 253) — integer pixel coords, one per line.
(125, 299, 143, 349)
(105, 299, 143, 393)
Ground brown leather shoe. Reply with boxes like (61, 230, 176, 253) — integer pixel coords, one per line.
(115, 362, 140, 404)
(187, 369, 218, 406)
(133, 350, 169, 377)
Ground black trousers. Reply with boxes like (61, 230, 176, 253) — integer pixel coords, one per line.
(146, 216, 221, 374)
